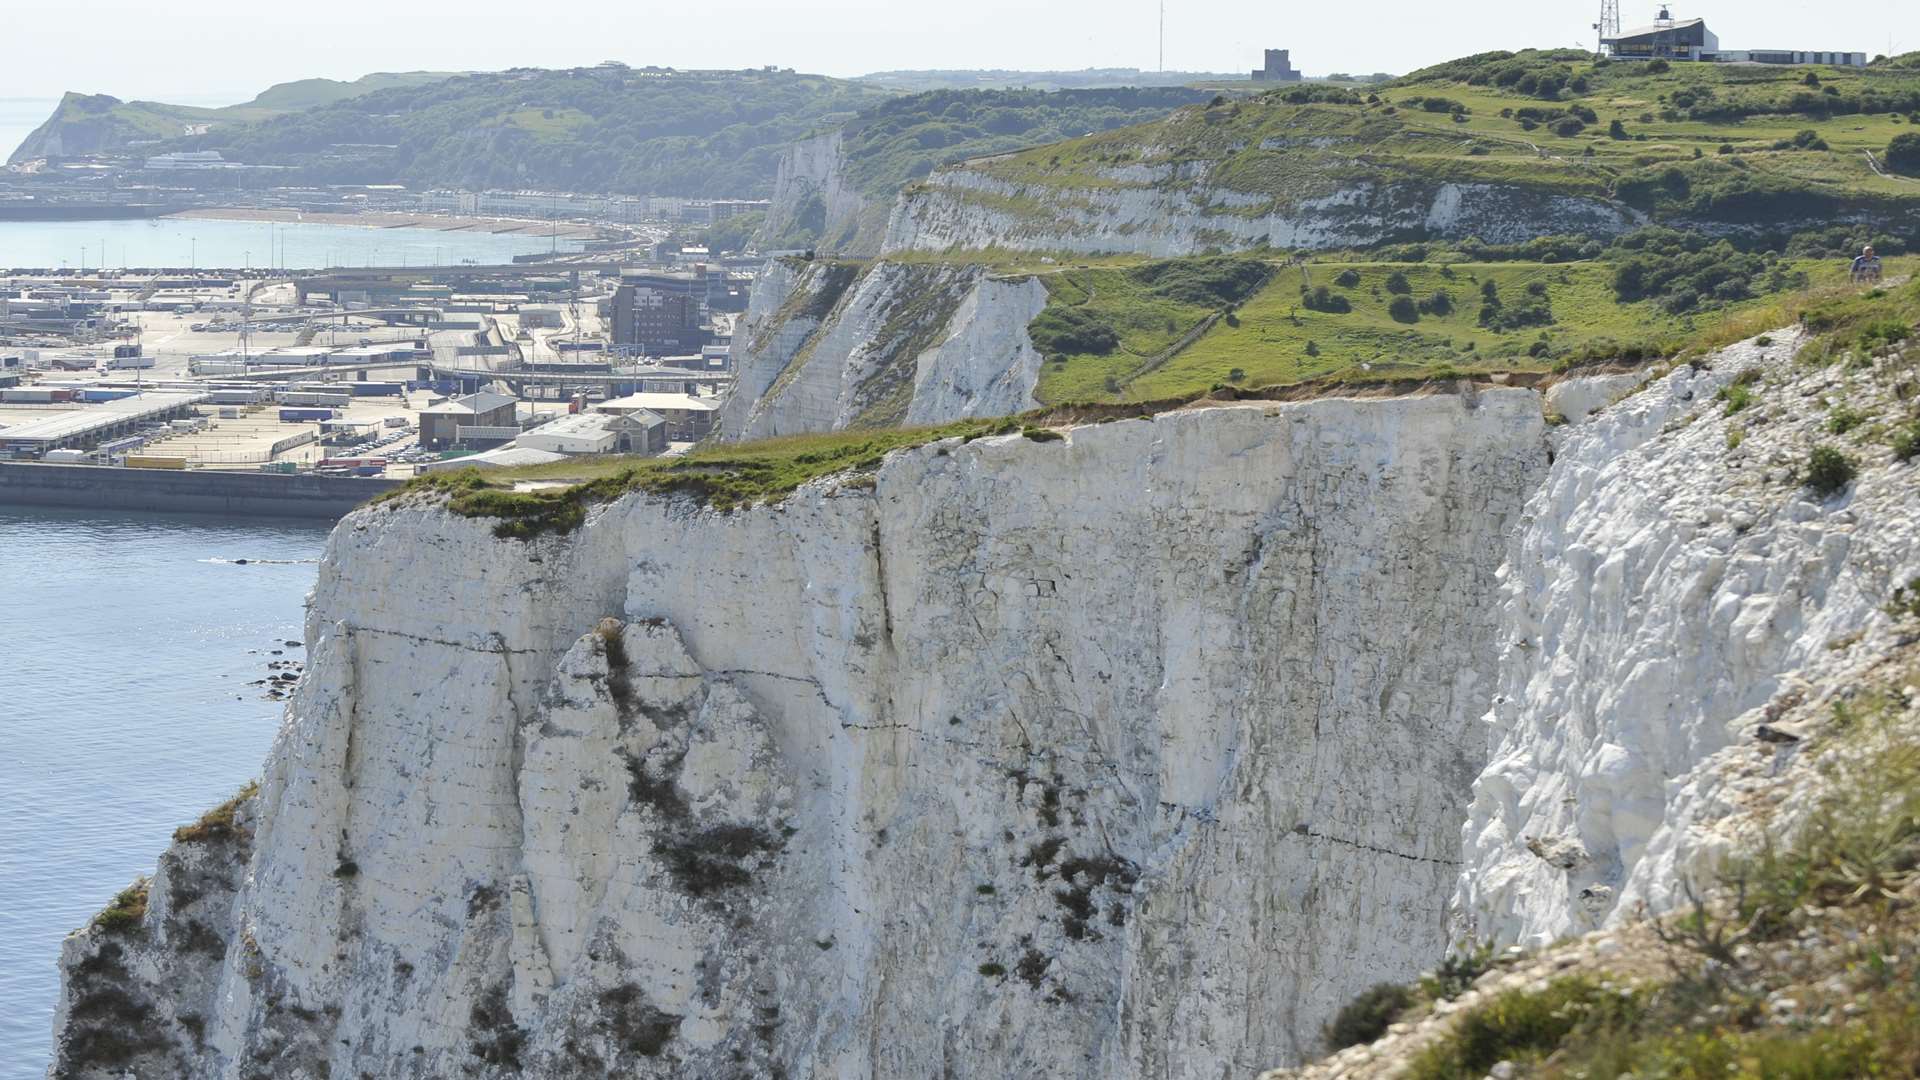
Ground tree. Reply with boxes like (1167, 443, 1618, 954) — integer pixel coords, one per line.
(1384, 271, 1412, 295)
(1888, 132, 1920, 175)
(1388, 295, 1420, 323)
(1609, 118, 1629, 139)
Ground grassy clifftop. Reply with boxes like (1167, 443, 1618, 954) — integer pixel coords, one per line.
(901, 54, 1920, 245)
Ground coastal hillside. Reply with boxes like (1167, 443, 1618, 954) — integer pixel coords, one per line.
(881, 52, 1920, 257)
(762, 87, 1216, 254)
(719, 242, 1910, 436)
(6, 73, 458, 164)
(139, 67, 891, 197)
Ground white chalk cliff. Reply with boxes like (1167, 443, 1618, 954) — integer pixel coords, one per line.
(719, 258, 1050, 441)
(51, 394, 1545, 1078)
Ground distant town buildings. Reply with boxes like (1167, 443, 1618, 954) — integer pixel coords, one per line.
(1602, 8, 1867, 66)
(1251, 50, 1304, 82)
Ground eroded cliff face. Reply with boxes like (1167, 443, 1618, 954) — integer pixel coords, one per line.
(1455, 337, 1920, 947)
(880, 171, 1639, 259)
(761, 130, 886, 255)
(50, 395, 1546, 1079)
(719, 258, 1050, 440)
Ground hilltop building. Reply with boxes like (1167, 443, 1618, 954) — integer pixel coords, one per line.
(1602, 8, 1866, 66)
(1251, 49, 1303, 82)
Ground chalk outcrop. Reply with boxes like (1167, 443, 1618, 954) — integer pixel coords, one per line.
(50, 394, 1546, 1078)
(719, 259, 1050, 440)
(1456, 336, 1920, 946)
(881, 171, 1638, 259)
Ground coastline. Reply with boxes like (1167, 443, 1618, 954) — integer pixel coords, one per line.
(166, 206, 604, 240)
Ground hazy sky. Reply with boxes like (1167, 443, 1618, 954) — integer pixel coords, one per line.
(2, 0, 1913, 104)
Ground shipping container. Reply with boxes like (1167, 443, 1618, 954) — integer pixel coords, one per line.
(208, 389, 266, 405)
(125, 455, 187, 470)
(43, 449, 90, 464)
(74, 388, 139, 403)
(100, 436, 146, 455)
(350, 382, 405, 397)
(383, 416, 410, 429)
(277, 392, 351, 408)
(278, 408, 337, 422)
(1, 388, 58, 403)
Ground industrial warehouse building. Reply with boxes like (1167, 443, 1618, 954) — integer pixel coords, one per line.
(1603, 8, 1866, 66)
(418, 391, 519, 450)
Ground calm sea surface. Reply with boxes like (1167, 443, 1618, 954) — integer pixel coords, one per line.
(0, 508, 328, 1079)
(0, 216, 582, 271)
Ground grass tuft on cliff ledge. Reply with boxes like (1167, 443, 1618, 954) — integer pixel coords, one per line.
(373, 416, 1037, 538)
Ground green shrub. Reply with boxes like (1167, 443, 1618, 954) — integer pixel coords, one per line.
(1718, 381, 1755, 415)
(1551, 117, 1586, 137)
(1303, 285, 1353, 314)
(1333, 269, 1362, 288)
(1385, 271, 1412, 295)
(1826, 405, 1867, 435)
(1803, 445, 1858, 496)
(1388, 295, 1420, 323)
(1645, 59, 1671, 73)
(1128, 256, 1270, 307)
(1892, 420, 1920, 460)
(1608, 118, 1628, 139)
(1890, 132, 1920, 175)
(1028, 305, 1119, 357)
(93, 881, 150, 936)
(1324, 983, 1416, 1051)
(1418, 290, 1455, 316)
(1407, 978, 1632, 1080)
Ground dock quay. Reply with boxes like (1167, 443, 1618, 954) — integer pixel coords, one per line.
(0, 461, 398, 519)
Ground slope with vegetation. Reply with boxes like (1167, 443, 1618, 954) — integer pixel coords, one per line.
(143, 67, 890, 196)
(880, 55, 1920, 257)
(761, 87, 1215, 251)
(6, 73, 457, 164)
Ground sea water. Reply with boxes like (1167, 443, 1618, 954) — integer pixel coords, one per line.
(0, 215, 583, 271)
(0, 507, 329, 1078)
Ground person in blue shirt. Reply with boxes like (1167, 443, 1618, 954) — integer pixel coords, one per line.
(1851, 245, 1882, 283)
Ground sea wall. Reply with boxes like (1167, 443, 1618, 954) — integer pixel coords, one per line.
(49, 392, 1547, 1078)
(0, 462, 397, 519)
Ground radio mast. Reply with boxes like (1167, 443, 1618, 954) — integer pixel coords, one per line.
(1593, 0, 1620, 56)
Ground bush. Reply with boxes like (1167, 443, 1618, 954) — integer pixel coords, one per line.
(1129, 256, 1271, 307)
(1324, 983, 1416, 1051)
(1407, 979, 1632, 1080)
(1304, 340, 1320, 356)
(1388, 295, 1420, 323)
(1889, 132, 1920, 175)
(1551, 117, 1587, 137)
(1827, 405, 1867, 435)
(1646, 59, 1671, 73)
(1385, 271, 1412, 295)
(1303, 285, 1353, 314)
(1027, 305, 1119, 357)
(1609, 118, 1628, 139)
(1803, 445, 1857, 496)
(94, 880, 150, 936)
(1893, 421, 1920, 461)
(1333, 269, 1362, 288)
(1418, 290, 1456, 316)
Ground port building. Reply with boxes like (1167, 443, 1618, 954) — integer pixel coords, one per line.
(1251, 50, 1304, 82)
(1603, 8, 1866, 66)
(1, 391, 207, 456)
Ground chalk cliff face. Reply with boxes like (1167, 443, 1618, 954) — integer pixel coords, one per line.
(1456, 336, 1920, 946)
(881, 171, 1639, 259)
(719, 258, 1050, 440)
(761, 130, 884, 254)
(50, 394, 1547, 1078)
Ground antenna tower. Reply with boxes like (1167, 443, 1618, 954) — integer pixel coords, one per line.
(1593, 0, 1620, 56)
(1158, 0, 1165, 73)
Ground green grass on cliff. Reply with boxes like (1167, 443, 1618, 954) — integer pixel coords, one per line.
(374, 417, 1032, 537)
(1028, 254, 1910, 404)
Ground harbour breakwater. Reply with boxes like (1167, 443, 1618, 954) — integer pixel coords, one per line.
(0, 462, 396, 519)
